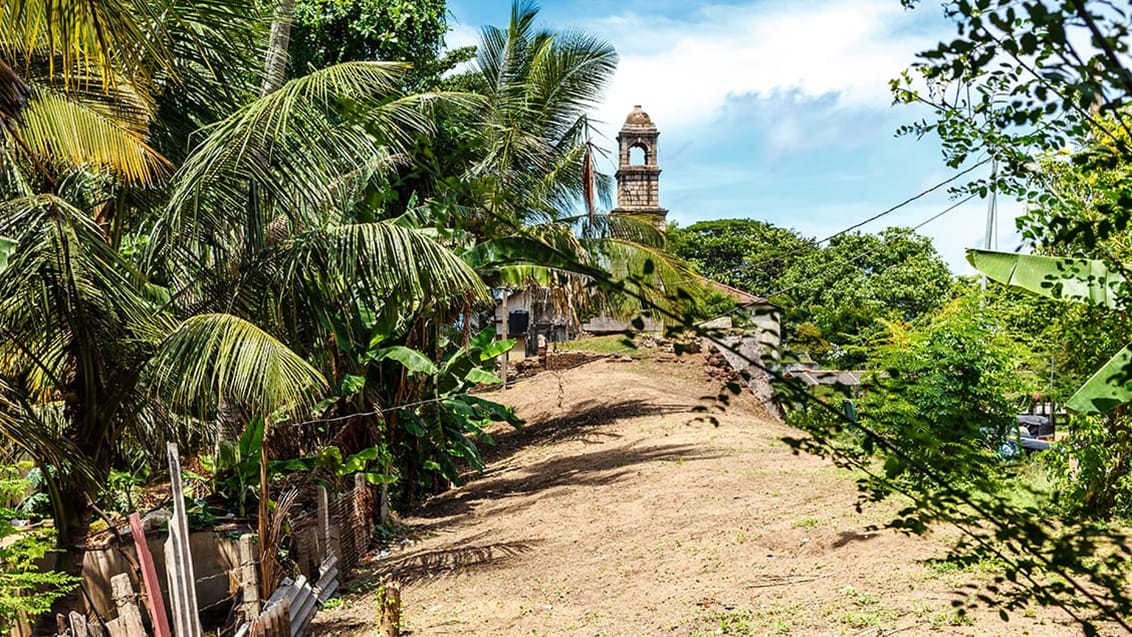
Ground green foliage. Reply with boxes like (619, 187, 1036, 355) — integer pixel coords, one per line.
(395, 327, 523, 503)
(1046, 414, 1132, 521)
(858, 291, 1028, 484)
(895, 1, 1132, 254)
(665, 219, 954, 364)
(100, 465, 149, 514)
(970, 248, 1132, 521)
(773, 3, 1132, 630)
(202, 417, 267, 518)
(689, 290, 741, 324)
(0, 465, 77, 628)
(775, 227, 954, 367)
(289, 0, 448, 86)
(666, 218, 816, 295)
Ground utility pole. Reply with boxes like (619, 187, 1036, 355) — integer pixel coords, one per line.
(982, 157, 998, 290)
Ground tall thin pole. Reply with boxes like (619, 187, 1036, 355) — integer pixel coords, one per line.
(500, 289, 509, 389)
(984, 157, 998, 249)
(982, 157, 998, 289)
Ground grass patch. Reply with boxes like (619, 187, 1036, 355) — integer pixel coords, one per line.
(692, 606, 797, 636)
(792, 517, 820, 528)
(554, 335, 636, 354)
(931, 608, 974, 627)
(835, 586, 899, 629)
(923, 554, 1005, 576)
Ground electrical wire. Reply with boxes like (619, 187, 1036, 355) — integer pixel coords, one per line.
(770, 193, 976, 298)
(815, 158, 990, 246)
(724, 158, 992, 281)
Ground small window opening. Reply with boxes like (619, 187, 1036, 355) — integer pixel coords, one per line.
(629, 145, 647, 165)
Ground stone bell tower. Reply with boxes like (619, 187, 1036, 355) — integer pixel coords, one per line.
(612, 105, 668, 229)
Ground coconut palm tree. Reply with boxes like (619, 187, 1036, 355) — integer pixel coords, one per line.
(449, 1, 707, 325)
(0, 0, 481, 543)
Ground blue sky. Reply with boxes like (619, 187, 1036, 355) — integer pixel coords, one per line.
(446, 0, 1014, 272)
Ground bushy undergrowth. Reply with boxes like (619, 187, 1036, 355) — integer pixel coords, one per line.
(0, 465, 77, 629)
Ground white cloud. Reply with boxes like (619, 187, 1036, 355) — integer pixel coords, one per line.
(445, 20, 480, 51)
(583, 0, 944, 133)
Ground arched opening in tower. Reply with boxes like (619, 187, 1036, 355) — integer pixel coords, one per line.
(629, 144, 648, 166)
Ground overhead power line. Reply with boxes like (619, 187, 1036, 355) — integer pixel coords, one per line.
(727, 157, 992, 279)
(768, 193, 977, 298)
(815, 158, 991, 247)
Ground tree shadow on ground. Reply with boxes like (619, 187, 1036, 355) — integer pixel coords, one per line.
(320, 398, 719, 615)
(831, 528, 884, 548)
(414, 439, 726, 526)
(381, 539, 539, 585)
(480, 398, 695, 465)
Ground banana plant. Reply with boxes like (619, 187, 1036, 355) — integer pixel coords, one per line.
(968, 248, 1130, 413)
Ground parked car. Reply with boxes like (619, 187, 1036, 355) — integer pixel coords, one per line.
(1016, 425, 1051, 455)
(987, 419, 1053, 460)
(1017, 414, 1055, 440)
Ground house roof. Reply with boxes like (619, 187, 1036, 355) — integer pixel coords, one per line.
(703, 278, 775, 307)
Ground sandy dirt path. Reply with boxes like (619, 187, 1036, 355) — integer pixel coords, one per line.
(312, 351, 1092, 636)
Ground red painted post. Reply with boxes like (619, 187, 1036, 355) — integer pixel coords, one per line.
(128, 512, 173, 637)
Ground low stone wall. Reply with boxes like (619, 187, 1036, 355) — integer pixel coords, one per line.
(708, 333, 783, 420)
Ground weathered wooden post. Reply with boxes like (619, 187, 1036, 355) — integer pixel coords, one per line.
(352, 474, 370, 556)
(238, 534, 261, 621)
(164, 443, 202, 637)
(128, 512, 171, 637)
(67, 611, 88, 637)
(316, 486, 331, 561)
(110, 574, 145, 637)
(378, 576, 401, 637)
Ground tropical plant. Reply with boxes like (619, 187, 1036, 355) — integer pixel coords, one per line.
(773, 227, 954, 367)
(968, 247, 1132, 522)
(857, 290, 1028, 485)
(968, 248, 1129, 413)
(0, 464, 78, 630)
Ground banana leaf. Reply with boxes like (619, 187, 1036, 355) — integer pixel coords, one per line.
(1067, 345, 1132, 414)
(967, 249, 1125, 308)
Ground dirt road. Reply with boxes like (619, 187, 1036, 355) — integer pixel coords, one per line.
(312, 351, 1087, 636)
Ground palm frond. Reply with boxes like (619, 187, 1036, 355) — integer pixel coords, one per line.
(0, 392, 92, 479)
(148, 313, 328, 421)
(269, 221, 490, 346)
(586, 236, 710, 322)
(14, 89, 169, 184)
(0, 0, 160, 86)
(468, 1, 617, 224)
(576, 212, 666, 248)
(0, 194, 166, 364)
(527, 29, 617, 140)
(160, 62, 426, 254)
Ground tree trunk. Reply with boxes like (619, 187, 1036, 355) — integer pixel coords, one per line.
(253, 1, 295, 589)
(260, 0, 296, 98)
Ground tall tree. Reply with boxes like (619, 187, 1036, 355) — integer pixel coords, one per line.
(774, 227, 954, 366)
(894, 0, 1132, 252)
(289, 0, 449, 85)
(667, 218, 817, 295)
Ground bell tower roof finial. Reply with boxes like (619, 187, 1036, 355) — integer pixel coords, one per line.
(624, 105, 654, 127)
